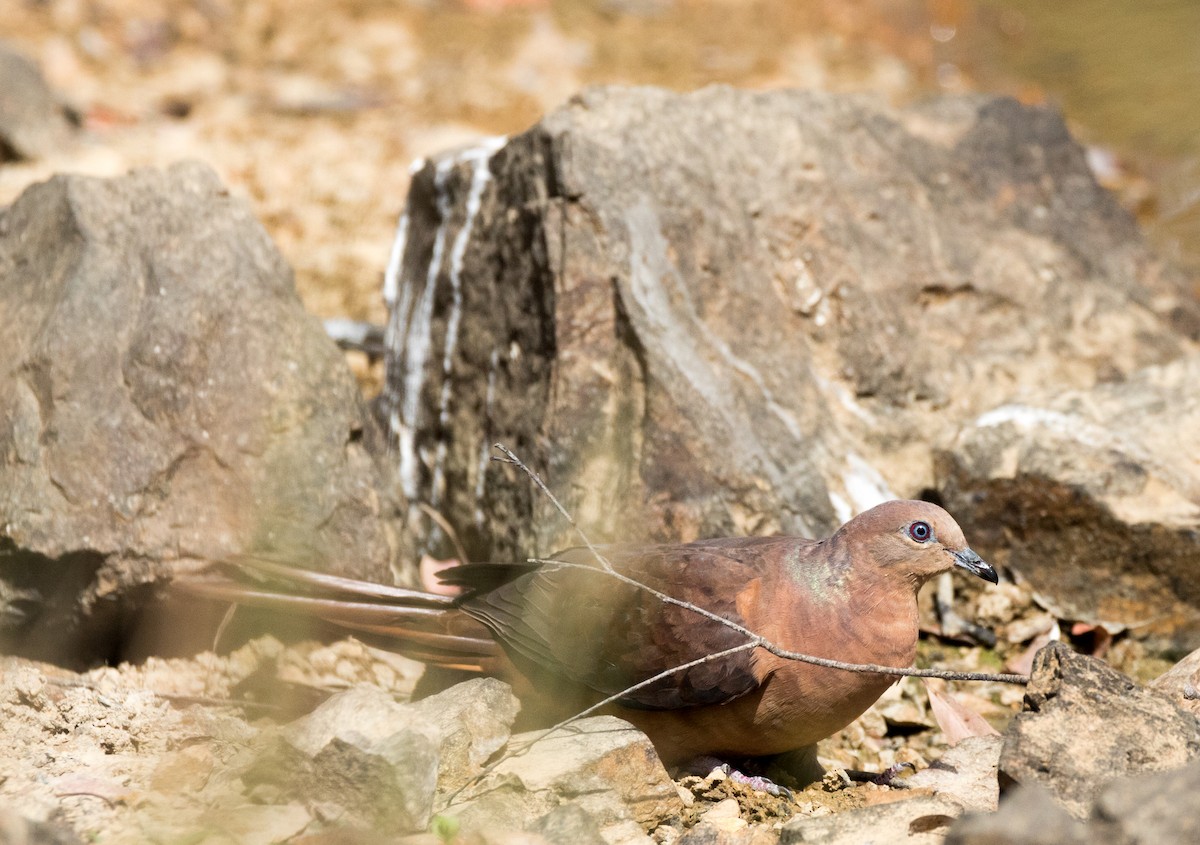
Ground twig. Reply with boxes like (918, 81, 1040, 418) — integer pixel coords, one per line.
(492, 441, 1029, 686)
(440, 641, 760, 807)
(526, 559, 1027, 685)
(417, 502, 471, 565)
(490, 443, 615, 572)
(445, 444, 1028, 808)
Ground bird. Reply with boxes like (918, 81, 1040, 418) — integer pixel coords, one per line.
(180, 499, 996, 768)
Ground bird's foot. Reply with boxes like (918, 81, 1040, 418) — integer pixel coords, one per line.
(720, 765, 795, 800)
(844, 762, 916, 788)
(681, 757, 795, 800)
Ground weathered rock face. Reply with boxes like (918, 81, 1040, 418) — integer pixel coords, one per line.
(380, 85, 1196, 565)
(999, 642, 1200, 819)
(447, 714, 682, 835)
(939, 354, 1200, 642)
(0, 162, 401, 663)
(948, 758, 1200, 845)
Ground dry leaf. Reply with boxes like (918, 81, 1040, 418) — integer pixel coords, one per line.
(923, 678, 1000, 745)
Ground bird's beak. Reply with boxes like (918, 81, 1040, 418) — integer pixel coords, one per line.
(952, 548, 998, 584)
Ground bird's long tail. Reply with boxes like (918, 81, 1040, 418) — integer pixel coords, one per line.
(175, 556, 502, 672)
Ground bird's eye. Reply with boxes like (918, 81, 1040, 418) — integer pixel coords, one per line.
(907, 521, 933, 543)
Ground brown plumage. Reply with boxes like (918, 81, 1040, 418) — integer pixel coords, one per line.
(181, 499, 996, 765)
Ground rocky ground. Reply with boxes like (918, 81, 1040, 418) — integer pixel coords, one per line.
(1, 617, 1197, 843)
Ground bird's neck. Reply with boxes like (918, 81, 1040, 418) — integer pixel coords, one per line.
(846, 565, 922, 668)
(769, 538, 920, 668)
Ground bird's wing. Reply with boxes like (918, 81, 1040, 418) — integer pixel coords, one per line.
(455, 537, 800, 710)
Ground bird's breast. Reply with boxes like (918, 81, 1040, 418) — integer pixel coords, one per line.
(743, 574, 920, 750)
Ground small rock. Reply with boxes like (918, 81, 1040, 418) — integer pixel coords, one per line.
(999, 642, 1200, 818)
(821, 770, 851, 791)
(906, 736, 1002, 812)
(1000, 611, 1057, 645)
(450, 715, 681, 833)
(700, 798, 745, 833)
(149, 745, 216, 793)
(532, 803, 607, 845)
(251, 685, 441, 832)
(0, 43, 74, 161)
(973, 582, 1033, 629)
(678, 822, 778, 844)
(600, 818, 657, 845)
(283, 685, 425, 758)
(946, 784, 1086, 845)
(198, 803, 313, 845)
(705, 767, 728, 783)
(406, 678, 520, 795)
(781, 795, 963, 844)
(1149, 645, 1200, 718)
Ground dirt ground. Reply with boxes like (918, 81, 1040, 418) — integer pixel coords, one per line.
(0, 630, 1019, 842)
(0, 566, 1087, 842)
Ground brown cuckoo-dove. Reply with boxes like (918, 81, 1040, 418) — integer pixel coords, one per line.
(183, 499, 996, 765)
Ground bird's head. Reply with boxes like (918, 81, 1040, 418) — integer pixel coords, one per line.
(840, 499, 997, 588)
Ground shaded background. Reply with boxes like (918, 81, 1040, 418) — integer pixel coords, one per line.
(4, 0, 1198, 381)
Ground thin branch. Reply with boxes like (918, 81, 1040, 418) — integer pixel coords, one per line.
(490, 443, 614, 572)
(526, 559, 1028, 685)
(445, 444, 1028, 808)
(441, 641, 761, 808)
(492, 439, 1029, 686)
(417, 502, 471, 565)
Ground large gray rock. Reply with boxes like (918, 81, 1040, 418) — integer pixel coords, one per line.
(999, 642, 1200, 818)
(249, 685, 441, 833)
(0, 162, 401, 662)
(1088, 756, 1200, 844)
(939, 353, 1200, 641)
(946, 784, 1087, 845)
(447, 715, 681, 834)
(379, 85, 1195, 564)
(948, 757, 1200, 845)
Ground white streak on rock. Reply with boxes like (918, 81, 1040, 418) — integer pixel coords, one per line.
(430, 136, 507, 508)
(625, 198, 805, 444)
(829, 491, 853, 524)
(842, 452, 896, 514)
(814, 372, 876, 424)
(973, 404, 1111, 451)
(474, 348, 501, 527)
(382, 212, 409, 308)
(396, 157, 454, 500)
